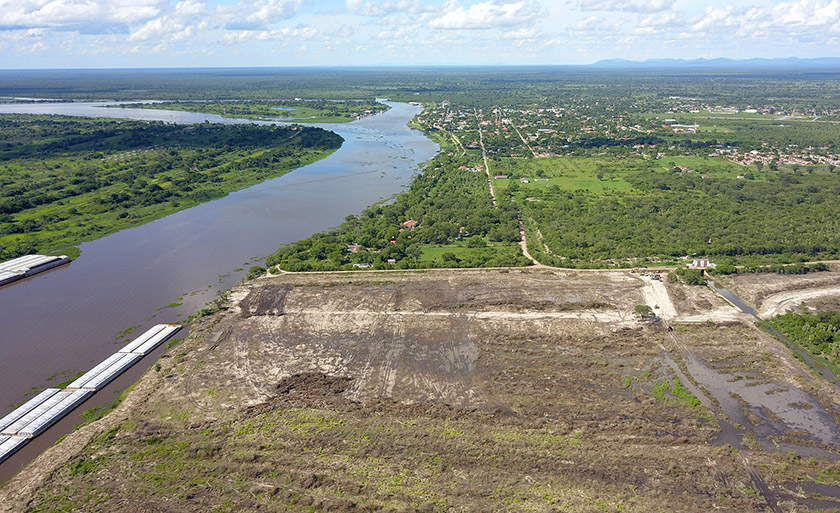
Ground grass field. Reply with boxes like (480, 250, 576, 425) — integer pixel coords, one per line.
(491, 157, 636, 193)
(418, 240, 522, 266)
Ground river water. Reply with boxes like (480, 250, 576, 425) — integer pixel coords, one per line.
(0, 101, 437, 436)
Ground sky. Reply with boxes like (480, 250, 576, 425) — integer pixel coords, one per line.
(1, 0, 839, 68)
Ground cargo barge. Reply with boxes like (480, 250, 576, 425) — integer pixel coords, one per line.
(0, 254, 71, 287)
(0, 324, 180, 464)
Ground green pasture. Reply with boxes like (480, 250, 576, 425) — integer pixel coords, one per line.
(491, 157, 635, 193)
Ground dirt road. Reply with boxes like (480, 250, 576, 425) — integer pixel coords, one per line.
(641, 275, 678, 319)
(758, 285, 840, 318)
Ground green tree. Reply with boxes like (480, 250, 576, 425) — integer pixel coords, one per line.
(634, 305, 654, 318)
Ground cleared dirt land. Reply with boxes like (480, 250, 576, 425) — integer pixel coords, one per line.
(717, 270, 840, 319)
(3, 269, 840, 512)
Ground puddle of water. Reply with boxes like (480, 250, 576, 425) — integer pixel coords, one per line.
(708, 281, 757, 316)
(780, 481, 840, 510)
(660, 329, 840, 460)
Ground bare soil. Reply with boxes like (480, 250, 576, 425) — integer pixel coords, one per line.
(719, 271, 840, 317)
(3, 269, 840, 512)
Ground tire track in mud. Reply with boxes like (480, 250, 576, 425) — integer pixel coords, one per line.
(288, 308, 631, 324)
(758, 285, 840, 318)
(233, 324, 267, 402)
(184, 327, 232, 413)
(743, 456, 782, 513)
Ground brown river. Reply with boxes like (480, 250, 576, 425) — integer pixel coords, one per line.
(0, 100, 437, 480)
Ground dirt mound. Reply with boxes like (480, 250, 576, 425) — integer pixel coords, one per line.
(239, 284, 290, 317)
(276, 372, 353, 397)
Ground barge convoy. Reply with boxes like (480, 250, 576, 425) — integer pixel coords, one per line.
(0, 254, 71, 287)
(0, 324, 181, 465)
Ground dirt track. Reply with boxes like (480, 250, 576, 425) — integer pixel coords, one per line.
(758, 285, 840, 318)
(3, 269, 840, 512)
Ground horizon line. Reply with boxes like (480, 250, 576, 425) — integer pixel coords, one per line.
(2, 56, 840, 72)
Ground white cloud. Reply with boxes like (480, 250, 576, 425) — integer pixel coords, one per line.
(127, 0, 207, 42)
(129, 16, 194, 41)
(0, 0, 167, 28)
(221, 24, 316, 43)
(4, 0, 840, 68)
(636, 10, 682, 30)
(29, 39, 48, 51)
(572, 15, 605, 32)
(258, 24, 317, 39)
(330, 24, 356, 37)
(376, 25, 413, 39)
(218, 0, 302, 30)
(684, 1, 840, 42)
(175, 0, 206, 17)
(503, 25, 539, 39)
(578, 0, 674, 13)
(346, 0, 420, 16)
(429, 0, 545, 29)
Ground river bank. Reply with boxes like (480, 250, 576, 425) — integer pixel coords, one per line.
(0, 100, 438, 481)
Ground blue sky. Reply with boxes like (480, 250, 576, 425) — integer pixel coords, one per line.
(1, 0, 839, 68)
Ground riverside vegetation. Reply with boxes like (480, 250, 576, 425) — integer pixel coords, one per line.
(0, 116, 342, 260)
(112, 99, 388, 123)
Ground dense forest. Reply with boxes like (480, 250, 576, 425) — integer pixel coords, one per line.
(520, 168, 840, 266)
(768, 310, 840, 368)
(113, 99, 388, 123)
(0, 116, 342, 259)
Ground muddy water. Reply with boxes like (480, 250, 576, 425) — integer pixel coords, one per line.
(709, 281, 840, 386)
(688, 353, 840, 457)
(708, 281, 757, 316)
(663, 326, 840, 460)
(0, 101, 437, 480)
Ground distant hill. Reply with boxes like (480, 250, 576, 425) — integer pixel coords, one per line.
(590, 57, 840, 70)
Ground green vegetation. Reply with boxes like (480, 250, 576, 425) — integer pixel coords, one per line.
(651, 372, 708, 422)
(114, 99, 388, 123)
(515, 164, 840, 267)
(5, 69, 840, 270)
(634, 304, 654, 318)
(188, 290, 231, 321)
(710, 262, 830, 275)
(266, 152, 530, 271)
(669, 268, 707, 286)
(767, 310, 840, 368)
(0, 116, 342, 259)
(78, 383, 138, 427)
(28, 395, 632, 512)
(4, 67, 840, 112)
(45, 369, 85, 389)
(246, 266, 266, 280)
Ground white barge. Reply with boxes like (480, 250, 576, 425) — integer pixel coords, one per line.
(118, 324, 181, 356)
(0, 324, 181, 464)
(0, 254, 70, 287)
(65, 353, 143, 392)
